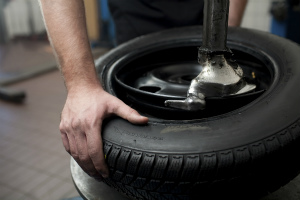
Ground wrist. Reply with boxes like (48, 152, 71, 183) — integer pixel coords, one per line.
(61, 61, 102, 94)
(66, 79, 103, 95)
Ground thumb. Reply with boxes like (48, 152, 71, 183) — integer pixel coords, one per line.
(113, 101, 148, 124)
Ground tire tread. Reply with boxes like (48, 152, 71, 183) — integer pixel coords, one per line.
(103, 119, 300, 199)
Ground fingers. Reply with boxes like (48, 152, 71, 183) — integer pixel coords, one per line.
(113, 99, 148, 124)
(60, 124, 98, 177)
(60, 120, 108, 179)
(65, 131, 90, 174)
(86, 122, 109, 178)
(74, 131, 101, 177)
(58, 91, 146, 181)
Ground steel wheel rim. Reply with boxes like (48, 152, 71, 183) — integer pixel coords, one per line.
(106, 41, 273, 120)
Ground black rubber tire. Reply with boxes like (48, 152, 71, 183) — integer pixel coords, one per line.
(96, 26, 300, 200)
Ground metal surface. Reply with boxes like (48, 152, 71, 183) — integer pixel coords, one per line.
(201, 0, 229, 53)
(114, 54, 266, 119)
(134, 63, 201, 97)
(70, 158, 130, 200)
(165, 0, 256, 111)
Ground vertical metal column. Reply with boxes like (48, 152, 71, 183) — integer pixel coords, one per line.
(201, 0, 230, 53)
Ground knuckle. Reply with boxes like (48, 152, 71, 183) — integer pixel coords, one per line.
(83, 119, 93, 130)
(78, 154, 90, 163)
(59, 121, 66, 132)
(85, 117, 99, 129)
(60, 120, 72, 133)
(71, 120, 81, 130)
(88, 148, 99, 159)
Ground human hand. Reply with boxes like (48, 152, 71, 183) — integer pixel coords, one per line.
(59, 86, 148, 179)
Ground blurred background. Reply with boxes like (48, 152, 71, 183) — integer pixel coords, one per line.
(0, 0, 299, 200)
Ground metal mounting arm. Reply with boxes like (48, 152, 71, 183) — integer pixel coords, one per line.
(165, 0, 256, 111)
(201, 0, 229, 53)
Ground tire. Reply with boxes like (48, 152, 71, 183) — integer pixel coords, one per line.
(96, 26, 300, 199)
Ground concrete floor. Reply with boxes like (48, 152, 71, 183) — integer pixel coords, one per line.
(0, 39, 300, 200)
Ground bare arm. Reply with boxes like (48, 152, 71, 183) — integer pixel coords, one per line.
(229, 0, 248, 27)
(39, 0, 148, 178)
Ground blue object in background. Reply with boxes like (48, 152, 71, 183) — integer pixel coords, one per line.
(271, 17, 287, 38)
(98, 0, 116, 47)
(271, 3, 300, 44)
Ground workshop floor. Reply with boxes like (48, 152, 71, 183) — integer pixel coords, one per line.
(0, 39, 108, 200)
(0, 39, 300, 200)
(0, 70, 77, 200)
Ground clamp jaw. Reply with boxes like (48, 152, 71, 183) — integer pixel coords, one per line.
(165, 0, 255, 111)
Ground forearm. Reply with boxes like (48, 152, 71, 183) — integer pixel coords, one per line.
(229, 0, 248, 27)
(39, 0, 100, 92)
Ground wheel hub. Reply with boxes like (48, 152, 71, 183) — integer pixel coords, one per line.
(134, 63, 201, 97)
